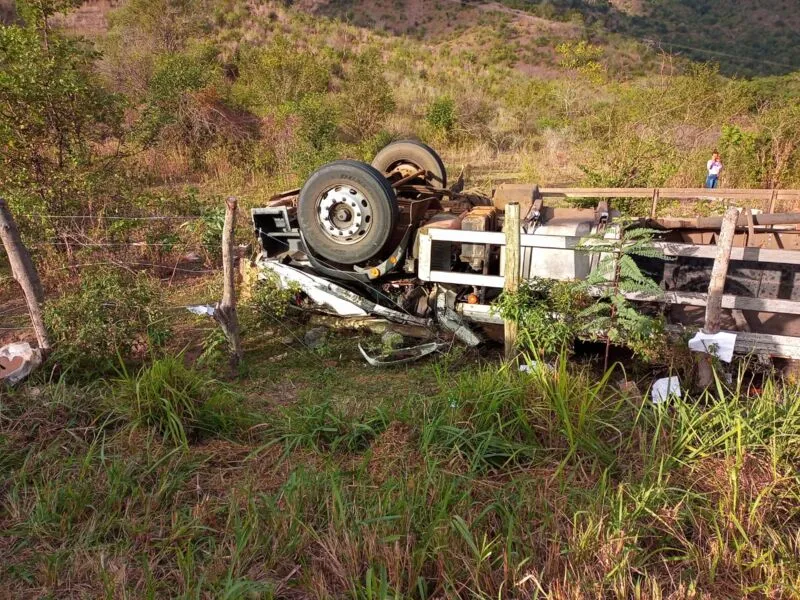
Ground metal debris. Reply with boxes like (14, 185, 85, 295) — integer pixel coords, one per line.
(358, 341, 446, 367)
(259, 260, 431, 327)
(435, 288, 482, 347)
(186, 304, 216, 317)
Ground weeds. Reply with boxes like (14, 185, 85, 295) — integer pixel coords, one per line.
(108, 355, 253, 446)
(44, 268, 170, 373)
(4, 352, 800, 597)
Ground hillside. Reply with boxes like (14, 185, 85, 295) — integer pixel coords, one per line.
(499, 0, 800, 77)
(2, 0, 799, 205)
(295, 0, 800, 77)
(4, 2, 800, 598)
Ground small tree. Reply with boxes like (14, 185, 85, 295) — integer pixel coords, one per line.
(577, 225, 667, 369)
(556, 40, 606, 84)
(0, 12, 124, 217)
(425, 95, 457, 140)
(494, 278, 591, 360)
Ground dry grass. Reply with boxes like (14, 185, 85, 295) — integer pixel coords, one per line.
(4, 350, 800, 598)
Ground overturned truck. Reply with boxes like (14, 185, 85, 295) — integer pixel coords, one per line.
(253, 140, 800, 359)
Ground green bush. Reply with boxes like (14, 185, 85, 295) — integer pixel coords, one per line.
(494, 278, 591, 359)
(138, 43, 223, 145)
(232, 37, 332, 115)
(248, 274, 300, 323)
(338, 49, 395, 140)
(45, 269, 170, 371)
(0, 24, 124, 216)
(425, 95, 457, 137)
(284, 93, 341, 177)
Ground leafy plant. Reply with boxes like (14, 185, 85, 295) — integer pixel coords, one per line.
(44, 268, 170, 371)
(138, 43, 221, 145)
(338, 49, 396, 141)
(248, 273, 301, 323)
(577, 224, 667, 368)
(232, 36, 331, 113)
(556, 40, 606, 83)
(0, 20, 124, 216)
(425, 95, 457, 138)
(493, 278, 591, 359)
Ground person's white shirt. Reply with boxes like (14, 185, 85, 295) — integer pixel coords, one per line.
(707, 159, 722, 175)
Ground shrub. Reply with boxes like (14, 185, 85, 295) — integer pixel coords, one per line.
(0, 24, 124, 217)
(248, 273, 300, 323)
(44, 268, 170, 371)
(284, 93, 340, 177)
(138, 43, 223, 145)
(338, 49, 396, 141)
(494, 278, 591, 359)
(232, 37, 331, 114)
(425, 95, 457, 137)
(556, 40, 606, 83)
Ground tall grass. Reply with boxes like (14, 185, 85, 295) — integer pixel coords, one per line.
(108, 356, 254, 446)
(4, 353, 800, 597)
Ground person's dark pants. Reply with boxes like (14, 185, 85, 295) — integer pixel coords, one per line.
(705, 174, 718, 188)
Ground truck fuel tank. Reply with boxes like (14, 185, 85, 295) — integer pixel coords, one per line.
(500, 207, 597, 281)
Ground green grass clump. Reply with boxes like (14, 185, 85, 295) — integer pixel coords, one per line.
(108, 356, 253, 446)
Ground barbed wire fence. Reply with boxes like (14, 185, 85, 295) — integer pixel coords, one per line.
(2, 201, 431, 368)
(0, 199, 253, 366)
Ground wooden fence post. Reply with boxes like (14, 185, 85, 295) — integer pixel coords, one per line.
(504, 202, 521, 362)
(215, 197, 243, 367)
(697, 207, 739, 388)
(0, 198, 51, 355)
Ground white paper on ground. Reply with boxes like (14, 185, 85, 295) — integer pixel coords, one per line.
(651, 376, 681, 404)
(186, 305, 216, 317)
(687, 331, 737, 363)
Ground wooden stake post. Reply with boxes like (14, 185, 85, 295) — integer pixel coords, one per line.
(0, 198, 51, 355)
(504, 202, 521, 362)
(697, 207, 740, 388)
(215, 197, 243, 367)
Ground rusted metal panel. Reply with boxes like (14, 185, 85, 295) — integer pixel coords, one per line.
(539, 188, 800, 202)
(492, 184, 537, 214)
(651, 212, 800, 230)
(460, 206, 497, 270)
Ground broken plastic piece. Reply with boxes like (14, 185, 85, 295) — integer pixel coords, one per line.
(519, 362, 554, 373)
(358, 342, 445, 366)
(651, 376, 681, 404)
(688, 331, 737, 363)
(187, 305, 216, 317)
(0, 342, 42, 385)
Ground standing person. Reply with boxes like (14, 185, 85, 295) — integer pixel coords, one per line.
(706, 150, 723, 188)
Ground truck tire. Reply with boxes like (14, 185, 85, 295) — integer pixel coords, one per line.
(372, 140, 447, 189)
(297, 160, 398, 265)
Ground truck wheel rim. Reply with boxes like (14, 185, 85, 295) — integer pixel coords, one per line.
(316, 185, 373, 245)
